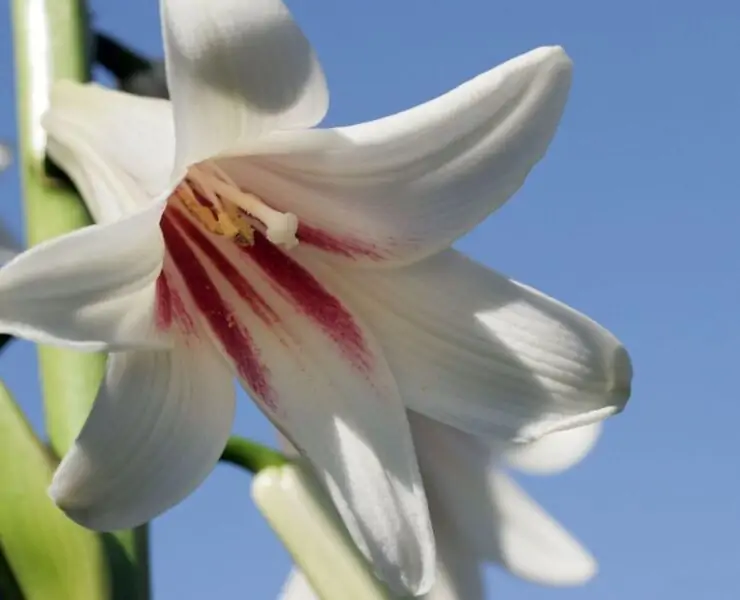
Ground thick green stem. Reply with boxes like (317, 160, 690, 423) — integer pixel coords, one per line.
(12, 0, 100, 454)
(221, 436, 288, 473)
(10, 1, 149, 598)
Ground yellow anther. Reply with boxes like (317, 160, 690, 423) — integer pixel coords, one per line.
(176, 183, 245, 240)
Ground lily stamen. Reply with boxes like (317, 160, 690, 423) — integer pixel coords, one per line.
(187, 163, 299, 249)
(174, 181, 242, 239)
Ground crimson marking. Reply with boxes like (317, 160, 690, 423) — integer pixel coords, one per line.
(168, 208, 278, 325)
(155, 270, 196, 333)
(155, 273, 172, 331)
(243, 232, 372, 372)
(161, 212, 275, 409)
(297, 224, 384, 261)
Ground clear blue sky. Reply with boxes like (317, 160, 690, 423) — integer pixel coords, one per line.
(0, 1, 738, 598)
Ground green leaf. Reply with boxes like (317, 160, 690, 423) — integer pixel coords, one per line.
(0, 382, 110, 600)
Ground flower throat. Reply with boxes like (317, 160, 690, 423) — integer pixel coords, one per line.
(174, 163, 299, 249)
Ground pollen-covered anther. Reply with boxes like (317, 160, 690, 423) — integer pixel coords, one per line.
(174, 182, 244, 240)
(185, 163, 300, 250)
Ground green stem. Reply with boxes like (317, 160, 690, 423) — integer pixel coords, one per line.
(12, 0, 98, 460)
(221, 436, 288, 473)
(11, 1, 149, 598)
(100, 528, 150, 600)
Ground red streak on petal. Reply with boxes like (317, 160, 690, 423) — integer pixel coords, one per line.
(161, 213, 276, 409)
(156, 271, 196, 333)
(243, 232, 372, 372)
(297, 224, 384, 261)
(168, 208, 278, 325)
(155, 274, 172, 331)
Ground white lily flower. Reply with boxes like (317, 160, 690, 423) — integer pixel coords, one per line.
(0, 0, 631, 594)
(279, 420, 603, 600)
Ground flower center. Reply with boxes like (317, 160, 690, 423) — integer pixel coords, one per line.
(173, 162, 299, 249)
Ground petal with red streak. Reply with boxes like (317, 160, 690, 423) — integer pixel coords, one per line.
(160, 208, 435, 595)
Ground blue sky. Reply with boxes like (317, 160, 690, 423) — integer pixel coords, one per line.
(0, 1, 739, 598)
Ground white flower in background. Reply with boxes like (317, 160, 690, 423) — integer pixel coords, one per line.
(278, 422, 603, 600)
(0, 0, 631, 594)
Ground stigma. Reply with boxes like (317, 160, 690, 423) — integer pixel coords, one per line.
(174, 162, 299, 249)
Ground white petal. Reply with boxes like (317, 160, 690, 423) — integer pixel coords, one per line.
(44, 82, 175, 220)
(280, 523, 484, 600)
(277, 443, 483, 600)
(160, 209, 433, 595)
(0, 199, 168, 351)
(411, 414, 595, 586)
(219, 46, 571, 267)
(277, 437, 484, 600)
(300, 249, 632, 443)
(49, 339, 235, 531)
(423, 515, 485, 600)
(256, 464, 406, 600)
(161, 0, 329, 170)
(487, 472, 596, 585)
(506, 422, 603, 475)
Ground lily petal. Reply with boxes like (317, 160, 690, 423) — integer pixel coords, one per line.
(487, 472, 596, 585)
(44, 82, 175, 220)
(0, 199, 168, 351)
(506, 422, 602, 475)
(160, 209, 433, 595)
(161, 0, 329, 170)
(411, 413, 595, 586)
(280, 520, 484, 600)
(301, 248, 632, 443)
(422, 515, 485, 600)
(219, 46, 571, 267)
(49, 339, 235, 531)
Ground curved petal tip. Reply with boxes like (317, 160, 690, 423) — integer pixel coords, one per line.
(508, 44, 572, 95)
(609, 344, 633, 400)
(506, 422, 603, 475)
